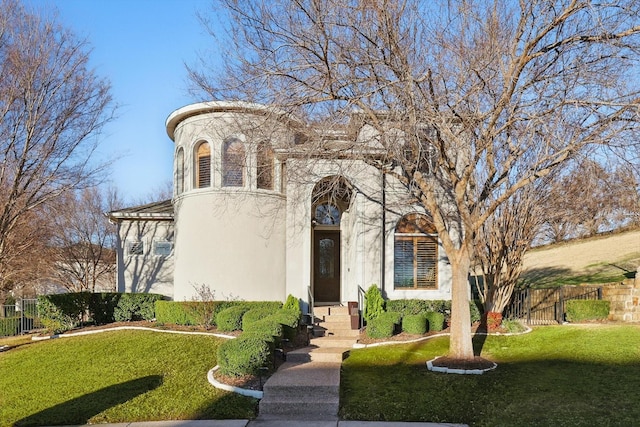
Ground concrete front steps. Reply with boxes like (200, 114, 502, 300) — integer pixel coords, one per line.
(257, 305, 359, 421)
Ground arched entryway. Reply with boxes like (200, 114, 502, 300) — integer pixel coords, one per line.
(311, 176, 352, 304)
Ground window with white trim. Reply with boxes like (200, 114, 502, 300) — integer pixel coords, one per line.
(394, 213, 438, 289)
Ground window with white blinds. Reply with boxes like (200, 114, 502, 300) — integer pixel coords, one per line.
(394, 214, 438, 289)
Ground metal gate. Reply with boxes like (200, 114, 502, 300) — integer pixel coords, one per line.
(0, 298, 42, 337)
(504, 286, 602, 325)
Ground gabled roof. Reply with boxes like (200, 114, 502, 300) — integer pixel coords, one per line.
(108, 199, 174, 221)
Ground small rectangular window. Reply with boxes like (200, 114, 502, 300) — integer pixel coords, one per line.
(154, 241, 173, 257)
(127, 241, 144, 256)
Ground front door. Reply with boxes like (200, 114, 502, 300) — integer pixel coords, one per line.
(313, 230, 341, 303)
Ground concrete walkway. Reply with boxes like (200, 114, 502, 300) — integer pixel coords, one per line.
(76, 421, 466, 426)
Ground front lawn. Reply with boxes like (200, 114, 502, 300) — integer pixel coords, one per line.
(0, 330, 257, 426)
(340, 325, 640, 426)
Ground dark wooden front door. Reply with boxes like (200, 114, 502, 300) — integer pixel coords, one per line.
(313, 230, 341, 303)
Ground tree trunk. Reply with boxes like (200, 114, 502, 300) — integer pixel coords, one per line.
(448, 249, 474, 360)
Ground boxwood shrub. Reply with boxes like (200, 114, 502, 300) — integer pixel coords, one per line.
(155, 301, 199, 325)
(402, 314, 427, 334)
(113, 293, 164, 321)
(216, 335, 272, 377)
(386, 299, 450, 317)
(366, 311, 401, 338)
(425, 311, 445, 332)
(565, 299, 610, 322)
(242, 307, 277, 330)
(216, 306, 250, 332)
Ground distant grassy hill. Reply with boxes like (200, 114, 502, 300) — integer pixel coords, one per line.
(520, 228, 640, 287)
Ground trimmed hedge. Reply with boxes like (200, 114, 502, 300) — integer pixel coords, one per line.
(155, 301, 199, 325)
(216, 306, 250, 332)
(402, 314, 427, 334)
(366, 311, 401, 338)
(385, 299, 482, 325)
(565, 299, 610, 322)
(386, 299, 450, 317)
(216, 335, 272, 377)
(425, 311, 445, 332)
(242, 307, 277, 331)
(114, 293, 163, 321)
(38, 292, 165, 333)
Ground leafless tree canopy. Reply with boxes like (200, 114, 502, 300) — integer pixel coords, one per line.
(192, 0, 640, 359)
(50, 187, 122, 293)
(0, 0, 114, 294)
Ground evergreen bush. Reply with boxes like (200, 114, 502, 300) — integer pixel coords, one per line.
(242, 307, 278, 330)
(365, 312, 401, 338)
(565, 299, 610, 322)
(402, 314, 427, 334)
(216, 335, 272, 376)
(364, 284, 385, 322)
(113, 293, 163, 321)
(425, 311, 445, 332)
(155, 301, 198, 325)
(216, 306, 250, 332)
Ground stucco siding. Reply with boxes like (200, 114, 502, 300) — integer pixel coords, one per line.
(173, 190, 286, 301)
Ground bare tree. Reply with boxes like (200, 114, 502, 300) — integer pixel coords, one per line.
(192, 0, 640, 362)
(541, 159, 640, 243)
(0, 0, 114, 294)
(473, 184, 545, 322)
(50, 187, 122, 292)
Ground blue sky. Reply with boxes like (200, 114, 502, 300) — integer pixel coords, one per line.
(26, 0, 215, 203)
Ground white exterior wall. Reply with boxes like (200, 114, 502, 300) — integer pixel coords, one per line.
(172, 191, 286, 301)
(169, 103, 289, 302)
(116, 219, 175, 298)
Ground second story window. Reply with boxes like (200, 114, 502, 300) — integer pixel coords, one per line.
(257, 141, 274, 190)
(196, 141, 211, 188)
(223, 138, 245, 187)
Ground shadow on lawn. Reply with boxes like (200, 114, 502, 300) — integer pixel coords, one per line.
(16, 375, 163, 426)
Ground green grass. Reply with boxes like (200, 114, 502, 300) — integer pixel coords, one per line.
(0, 330, 257, 426)
(340, 325, 640, 426)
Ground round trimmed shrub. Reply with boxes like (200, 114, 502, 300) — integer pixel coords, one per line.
(243, 316, 283, 341)
(402, 314, 427, 334)
(216, 335, 272, 377)
(366, 312, 399, 339)
(216, 306, 249, 332)
(425, 311, 445, 332)
(241, 307, 276, 330)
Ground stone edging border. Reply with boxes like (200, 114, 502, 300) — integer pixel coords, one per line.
(207, 366, 264, 399)
(29, 326, 264, 398)
(426, 356, 498, 375)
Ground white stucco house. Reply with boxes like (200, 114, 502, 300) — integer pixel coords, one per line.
(108, 101, 452, 311)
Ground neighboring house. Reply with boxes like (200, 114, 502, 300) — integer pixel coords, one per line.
(109, 102, 452, 309)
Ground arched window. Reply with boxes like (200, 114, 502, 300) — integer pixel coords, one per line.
(314, 203, 342, 225)
(176, 148, 184, 194)
(394, 213, 438, 289)
(195, 141, 211, 188)
(257, 141, 274, 190)
(223, 138, 245, 187)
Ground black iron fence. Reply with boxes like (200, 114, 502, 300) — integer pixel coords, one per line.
(505, 286, 602, 325)
(0, 298, 42, 337)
